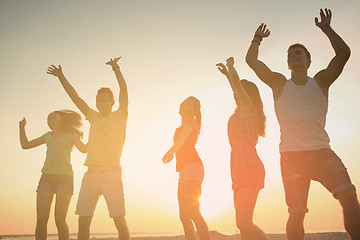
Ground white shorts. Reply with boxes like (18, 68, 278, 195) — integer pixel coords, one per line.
(75, 167, 125, 218)
(178, 163, 204, 184)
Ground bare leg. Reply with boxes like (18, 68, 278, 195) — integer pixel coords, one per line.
(286, 213, 305, 240)
(337, 189, 360, 240)
(36, 192, 54, 240)
(78, 216, 92, 240)
(178, 181, 209, 240)
(54, 193, 72, 240)
(113, 216, 131, 240)
(192, 212, 210, 240)
(234, 186, 269, 240)
(178, 182, 197, 240)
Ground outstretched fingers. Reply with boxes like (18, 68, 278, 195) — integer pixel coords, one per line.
(106, 57, 122, 65)
(315, 8, 332, 27)
(46, 64, 62, 76)
(255, 23, 270, 38)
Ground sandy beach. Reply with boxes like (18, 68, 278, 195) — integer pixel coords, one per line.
(128, 231, 350, 240)
(129, 231, 350, 240)
(0, 231, 350, 240)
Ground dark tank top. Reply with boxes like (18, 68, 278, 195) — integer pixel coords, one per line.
(173, 123, 202, 172)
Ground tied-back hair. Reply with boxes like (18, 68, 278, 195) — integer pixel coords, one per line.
(53, 109, 84, 138)
(241, 80, 266, 137)
(181, 96, 202, 137)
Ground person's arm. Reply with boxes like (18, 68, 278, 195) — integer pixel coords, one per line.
(162, 124, 193, 164)
(217, 57, 254, 114)
(313, 8, 351, 93)
(19, 118, 45, 149)
(74, 136, 87, 153)
(47, 65, 90, 116)
(246, 24, 286, 90)
(106, 57, 128, 114)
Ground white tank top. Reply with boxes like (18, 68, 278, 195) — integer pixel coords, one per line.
(274, 77, 330, 152)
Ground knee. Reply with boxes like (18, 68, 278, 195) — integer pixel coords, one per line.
(54, 216, 67, 228)
(113, 216, 126, 228)
(36, 215, 50, 226)
(179, 210, 192, 223)
(288, 213, 305, 226)
(78, 216, 92, 229)
(337, 189, 359, 207)
(236, 216, 253, 232)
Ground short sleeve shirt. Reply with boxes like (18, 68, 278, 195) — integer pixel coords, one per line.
(85, 108, 128, 167)
(41, 132, 77, 175)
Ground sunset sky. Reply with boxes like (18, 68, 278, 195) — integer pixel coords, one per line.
(1, 0, 360, 235)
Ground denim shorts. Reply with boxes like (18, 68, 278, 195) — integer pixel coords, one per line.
(36, 173, 74, 195)
(178, 163, 204, 184)
(281, 148, 355, 214)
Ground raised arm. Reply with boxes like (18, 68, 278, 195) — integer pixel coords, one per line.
(47, 65, 90, 116)
(314, 8, 351, 92)
(246, 24, 286, 91)
(217, 58, 254, 113)
(19, 118, 45, 149)
(106, 57, 128, 114)
(162, 124, 193, 164)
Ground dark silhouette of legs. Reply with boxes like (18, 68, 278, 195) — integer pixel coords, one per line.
(337, 189, 360, 240)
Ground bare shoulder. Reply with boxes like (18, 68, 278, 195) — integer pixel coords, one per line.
(271, 72, 287, 101)
(314, 70, 329, 97)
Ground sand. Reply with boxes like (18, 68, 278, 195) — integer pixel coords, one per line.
(0, 231, 350, 240)
(90, 231, 350, 240)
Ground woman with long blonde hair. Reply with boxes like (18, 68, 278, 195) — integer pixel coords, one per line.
(217, 57, 269, 240)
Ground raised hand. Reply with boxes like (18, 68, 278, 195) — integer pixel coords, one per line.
(315, 8, 332, 29)
(106, 57, 121, 68)
(19, 117, 26, 128)
(255, 23, 270, 39)
(47, 65, 63, 77)
(226, 57, 234, 67)
(216, 63, 229, 76)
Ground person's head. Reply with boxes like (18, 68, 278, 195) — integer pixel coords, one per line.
(47, 110, 83, 137)
(179, 96, 202, 132)
(238, 80, 266, 137)
(287, 43, 311, 71)
(96, 88, 115, 113)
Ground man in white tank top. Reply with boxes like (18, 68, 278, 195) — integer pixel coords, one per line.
(246, 9, 360, 240)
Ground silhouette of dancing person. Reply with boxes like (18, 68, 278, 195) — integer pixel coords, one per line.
(47, 57, 131, 240)
(217, 57, 269, 240)
(162, 96, 210, 240)
(246, 9, 360, 240)
(19, 110, 87, 240)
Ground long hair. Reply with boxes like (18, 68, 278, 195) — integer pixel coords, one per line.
(240, 80, 266, 137)
(180, 96, 202, 137)
(52, 109, 84, 138)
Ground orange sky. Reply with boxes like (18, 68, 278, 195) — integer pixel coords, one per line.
(1, 0, 360, 235)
